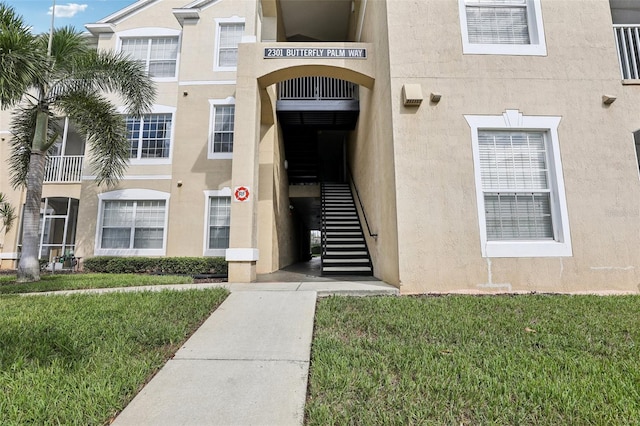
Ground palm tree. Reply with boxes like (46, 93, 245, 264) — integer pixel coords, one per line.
(0, 3, 156, 282)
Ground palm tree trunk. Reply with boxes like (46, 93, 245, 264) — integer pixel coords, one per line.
(16, 109, 48, 282)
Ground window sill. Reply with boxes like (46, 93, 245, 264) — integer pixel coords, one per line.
(208, 153, 233, 160)
(483, 240, 572, 258)
(95, 248, 166, 256)
(204, 249, 227, 257)
(213, 66, 238, 73)
(151, 77, 178, 82)
(128, 158, 172, 165)
(462, 43, 547, 56)
(622, 79, 640, 85)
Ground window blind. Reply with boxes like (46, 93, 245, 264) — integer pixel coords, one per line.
(121, 37, 178, 77)
(218, 23, 245, 67)
(208, 197, 231, 249)
(466, 0, 530, 45)
(478, 131, 553, 240)
(101, 200, 166, 249)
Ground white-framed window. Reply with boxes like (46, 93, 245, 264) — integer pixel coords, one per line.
(203, 188, 231, 256)
(119, 105, 175, 164)
(214, 18, 245, 71)
(465, 110, 571, 257)
(208, 97, 235, 159)
(121, 37, 179, 78)
(126, 114, 172, 160)
(96, 189, 170, 256)
(458, 0, 547, 56)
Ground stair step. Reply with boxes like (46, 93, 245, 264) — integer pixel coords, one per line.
(323, 258, 370, 264)
(325, 226, 361, 230)
(324, 251, 368, 256)
(322, 266, 373, 273)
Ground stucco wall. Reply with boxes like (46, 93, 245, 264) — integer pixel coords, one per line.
(76, 0, 258, 261)
(386, 0, 640, 293)
(348, 0, 401, 286)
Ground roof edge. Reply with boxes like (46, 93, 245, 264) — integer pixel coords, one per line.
(95, 0, 159, 24)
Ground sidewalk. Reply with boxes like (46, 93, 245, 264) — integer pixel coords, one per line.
(112, 281, 398, 425)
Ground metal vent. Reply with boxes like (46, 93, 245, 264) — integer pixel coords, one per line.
(402, 84, 423, 107)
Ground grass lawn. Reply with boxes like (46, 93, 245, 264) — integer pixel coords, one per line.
(0, 273, 195, 294)
(0, 288, 228, 424)
(306, 295, 640, 425)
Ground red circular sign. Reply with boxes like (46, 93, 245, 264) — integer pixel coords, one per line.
(234, 186, 250, 202)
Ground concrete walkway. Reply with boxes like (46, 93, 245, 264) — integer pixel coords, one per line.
(111, 281, 398, 425)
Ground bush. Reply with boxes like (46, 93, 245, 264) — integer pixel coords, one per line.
(83, 256, 228, 275)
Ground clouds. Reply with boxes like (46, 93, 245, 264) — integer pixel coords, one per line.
(48, 3, 88, 18)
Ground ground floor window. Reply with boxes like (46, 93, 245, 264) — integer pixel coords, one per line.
(203, 189, 231, 256)
(96, 189, 169, 256)
(101, 200, 166, 249)
(465, 110, 572, 257)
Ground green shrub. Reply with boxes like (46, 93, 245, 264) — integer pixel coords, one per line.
(83, 256, 227, 275)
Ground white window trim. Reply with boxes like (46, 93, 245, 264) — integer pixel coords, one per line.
(116, 27, 181, 81)
(208, 97, 235, 159)
(465, 109, 572, 258)
(95, 189, 170, 256)
(117, 105, 176, 165)
(203, 188, 232, 256)
(213, 17, 246, 72)
(458, 0, 547, 56)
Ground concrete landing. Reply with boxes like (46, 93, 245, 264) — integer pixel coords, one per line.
(113, 291, 316, 426)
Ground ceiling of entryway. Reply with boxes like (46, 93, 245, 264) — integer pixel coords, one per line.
(279, 0, 353, 41)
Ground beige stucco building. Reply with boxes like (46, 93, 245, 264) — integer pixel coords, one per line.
(2, 0, 640, 294)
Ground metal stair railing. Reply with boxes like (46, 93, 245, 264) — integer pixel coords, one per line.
(348, 171, 378, 238)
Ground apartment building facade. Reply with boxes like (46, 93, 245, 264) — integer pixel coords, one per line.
(1, 0, 640, 294)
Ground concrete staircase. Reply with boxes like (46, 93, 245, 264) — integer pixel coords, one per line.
(321, 183, 373, 276)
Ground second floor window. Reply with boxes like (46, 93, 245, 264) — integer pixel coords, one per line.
(210, 104, 235, 155)
(121, 37, 179, 78)
(459, 0, 546, 55)
(465, 0, 530, 45)
(126, 114, 172, 159)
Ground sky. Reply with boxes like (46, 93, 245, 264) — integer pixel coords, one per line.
(4, 0, 137, 34)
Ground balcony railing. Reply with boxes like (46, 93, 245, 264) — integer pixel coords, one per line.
(278, 77, 358, 100)
(44, 155, 83, 183)
(614, 25, 640, 79)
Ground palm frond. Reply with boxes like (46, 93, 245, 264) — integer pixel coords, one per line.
(53, 49, 156, 117)
(36, 26, 91, 73)
(57, 90, 129, 187)
(0, 3, 44, 108)
(0, 194, 16, 233)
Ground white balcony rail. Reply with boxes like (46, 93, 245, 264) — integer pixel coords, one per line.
(44, 155, 83, 183)
(614, 25, 640, 79)
(278, 77, 358, 100)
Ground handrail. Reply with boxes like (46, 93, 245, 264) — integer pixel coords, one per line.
(348, 170, 377, 238)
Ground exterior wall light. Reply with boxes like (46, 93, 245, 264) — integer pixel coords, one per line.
(177, 180, 183, 187)
(430, 92, 442, 103)
(602, 95, 616, 105)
